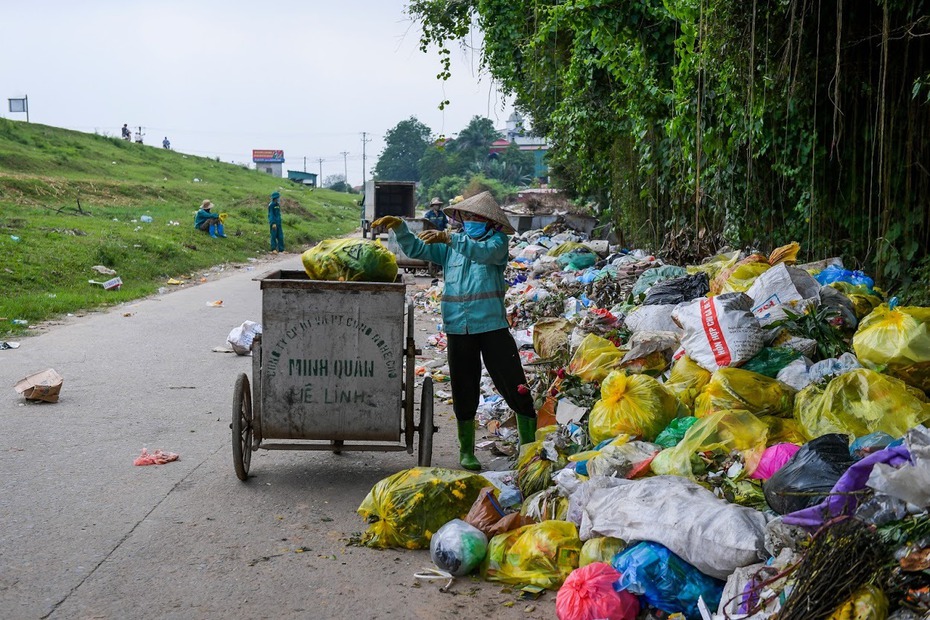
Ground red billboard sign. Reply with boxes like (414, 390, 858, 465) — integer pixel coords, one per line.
(252, 149, 284, 163)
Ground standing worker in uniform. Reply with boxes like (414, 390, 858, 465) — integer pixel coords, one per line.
(423, 197, 448, 230)
(268, 191, 284, 253)
(373, 192, 535, 471)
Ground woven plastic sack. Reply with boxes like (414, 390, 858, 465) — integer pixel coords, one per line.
(567, 333, 624, 383)
(853, 303, 930, 392)
(663, 355, 712, 411)
(482, 520, 582, 590)
(588, 371, 684, 444)
(357, 467, 488, 549)
(516, 441, 568, 498)
(556, 563, 639, 620)
(301, 238, 398, 282)
(612, 542, 724, 618)
(826, 584, 889, 620)
(429, 519, 488, 576)
(749, 443, 801, 480)
(650, 409, 771, 478)
(673, 293, 764, 372)
(793, 368, 930, 440)
(694, 367, 796, 419)
(579, 537, 626, 567)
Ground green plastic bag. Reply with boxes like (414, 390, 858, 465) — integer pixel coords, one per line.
(632, 265, 689, 299)
(357, 467, 488, 549)
(588, 370, 685, 444)
(742, 347, 802, 378)
(650, 409, 771, 477)
(853, 303, 930, 392)
(654, 416, 699, 448)
(694, 367, 796, 418)
(567, 333, 624, 383)
(301, 238, 398, 282)
(793, 368, 930, 441)
(663, 354, 712, 411)
(579, 536, 626, 567)
(482, 520, 581, 589)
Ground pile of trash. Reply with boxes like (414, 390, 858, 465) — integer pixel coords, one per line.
(359, 231, 930, 620)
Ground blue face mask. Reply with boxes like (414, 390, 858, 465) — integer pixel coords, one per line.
(463, 221, 488, 238)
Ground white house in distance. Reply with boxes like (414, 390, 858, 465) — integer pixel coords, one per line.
(490, 112, 550, 183)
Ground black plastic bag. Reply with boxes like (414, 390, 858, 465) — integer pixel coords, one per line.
(643, 273, 710, 306)
(763, 434, 854, 515)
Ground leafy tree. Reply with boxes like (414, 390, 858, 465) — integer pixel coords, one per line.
(373, 117, 432, 181)
(418, 140, 466, 189)
(451, 116, 500, 167)
(423, 175, 468, 204)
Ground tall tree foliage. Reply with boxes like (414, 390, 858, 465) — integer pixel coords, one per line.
(373, 117, 433, 181)
(408, 0, 930, 287)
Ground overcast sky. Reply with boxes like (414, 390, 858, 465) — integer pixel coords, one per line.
(0, 0, 513, 185)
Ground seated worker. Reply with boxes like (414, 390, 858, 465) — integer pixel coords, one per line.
(193, 200, 226, 238)
(423, 197, 448, 230)
(372, 192, 535, 471)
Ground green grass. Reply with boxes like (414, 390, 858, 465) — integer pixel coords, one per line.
(0, 118, 360, 336)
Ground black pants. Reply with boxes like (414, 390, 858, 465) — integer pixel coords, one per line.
(446, 328, 536, 422)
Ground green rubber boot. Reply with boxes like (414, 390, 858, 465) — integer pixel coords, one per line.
(516, 415, 537, 446)
(456, 419, 482, 471)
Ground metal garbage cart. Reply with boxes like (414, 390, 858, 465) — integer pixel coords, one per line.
(231, 270, 436, 480)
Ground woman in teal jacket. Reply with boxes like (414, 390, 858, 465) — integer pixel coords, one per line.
(268, 191, 284, 253)
(373, 192, 536, 471)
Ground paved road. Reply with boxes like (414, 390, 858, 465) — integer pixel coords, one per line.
(0, 254, 555, 619)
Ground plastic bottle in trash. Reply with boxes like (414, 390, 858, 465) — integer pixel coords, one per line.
(140, 215, 153, 223)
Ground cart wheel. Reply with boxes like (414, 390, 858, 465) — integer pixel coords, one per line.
(331, 439, 343, 455)
(417, 377, 435, 467)
(231, 373, 253, 481)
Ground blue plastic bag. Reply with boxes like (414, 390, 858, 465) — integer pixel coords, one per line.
(814, 265, 874, 290)
(612, 542, 723, 620)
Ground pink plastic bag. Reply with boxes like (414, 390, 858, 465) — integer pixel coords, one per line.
(750, 443, 800, 479)
(556, 562, 639, 620)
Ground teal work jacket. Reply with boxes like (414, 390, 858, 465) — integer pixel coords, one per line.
(394, 223, 510, 335)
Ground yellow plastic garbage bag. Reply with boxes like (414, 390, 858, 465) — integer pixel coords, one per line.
(664, 354, 712, 411)
(651, 409, 771, 478)
(758, 415, 808, 445)
(826, 584, 889, 620)
(768, 241, 800, 266)
(694, 367, 796, 418)
(687, 250, 741, 281)
(482, 520, 582, 590)
(793, 368, 930, 441)
(853, 303, 930, 392)
(588, 371, 685, 443)
(567, 333, 624, 383)
(830, 282, 883, 319)
(357, 467, 488, 549)
(547, 241, 589, 257)
(579, 536, 626, 567)
(301, 238, 398, 282)
(718, 260, 772, 295)
(517, 441, 568, 498)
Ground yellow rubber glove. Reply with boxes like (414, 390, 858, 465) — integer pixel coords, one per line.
(418, 230, 450, 245)
(371, 216, 403, 230)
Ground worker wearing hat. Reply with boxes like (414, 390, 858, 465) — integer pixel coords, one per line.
(423, 197, 448, 231)
(268, 191, 284, 253)
(193, 199, 226, 238)
(373, 192, 536, 471)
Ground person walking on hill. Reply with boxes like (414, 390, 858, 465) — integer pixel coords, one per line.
(194, 200, 226, 238)
(134, 129, 144, 144)
(121, 124, 131, 140)
(372, 192, 536, 471)
(423, 197, 448, 230)
(268, 191, 284, 253)
(162, 137, 171, 149)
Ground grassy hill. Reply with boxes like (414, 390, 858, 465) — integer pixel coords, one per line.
(0, 118, 359, 337)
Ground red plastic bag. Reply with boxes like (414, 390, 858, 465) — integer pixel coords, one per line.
(556, 562, 639, 620)
(750, 443, 801, 480)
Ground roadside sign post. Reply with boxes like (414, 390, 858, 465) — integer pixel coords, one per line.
(8, 95, 28, 122)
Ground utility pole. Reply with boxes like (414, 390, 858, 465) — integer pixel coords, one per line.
(340, 151, 349, 192)
(317, 158, 324, 188)
(303, 156, 306, 173)
(361, 132, 372, 191)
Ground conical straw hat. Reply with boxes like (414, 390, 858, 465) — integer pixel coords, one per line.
(443, 191, 515, 234)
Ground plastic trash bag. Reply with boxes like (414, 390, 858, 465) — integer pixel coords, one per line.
(301, 238, 398, 282)
(632, 265, 688, 299)
(850, 432, 895, 459)
(612, 541, 724, 619)
(793, 368, 930, 440)
(517, 441, 568, 498)
(430, 519, 489, 576)
(768, 241, 801, 266)
(654, 416, 699, 448)
(585, 441, 661, 478)
(556, 563, 639, 620)
(673, 293, 764, 372)
(226, 320, 262, 355)
(853, 303, 930, 392)
(624, 305, 683, 334)
(687, 250, 741, 281)
(762, 434, 854, 515)
(825, 584, 889, 620)
(558, 248, 598, 271)
(807, 351, 862, 383)
(581, 476, 771, 579)
(482, 520, 582, 590)
(521, 488, 569, 521)
(579, 537, 626, 567)
(776, 356, 814, 390)
(694, 367, 796, 419)
(533, 317, 574, 359)
(713, 255, 771, 295)
(588, 371, 684, 444)
(866, 425, 930, 509)
(642, 273, 710, 306)
(749, 443, 801, 479)
(663, 355, 712, 411)
(741, 347, 802, 378)
(830, 281, 884, 319)
(464, 487, 507, 535)
(650, 409, 771, 478)
(815, 265, 875, 290)
(357, 467, 488, 549)
(746, 263, 821, 326)
(567, 334, 624, 383)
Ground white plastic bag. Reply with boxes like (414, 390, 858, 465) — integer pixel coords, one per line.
(672, 293, 764, 372)
(624, 304, 683, 334)
(746, 263, 821, 326)
(227, 320, 262, 356)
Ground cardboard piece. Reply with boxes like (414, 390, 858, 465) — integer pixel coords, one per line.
(14, 368, 63, 403)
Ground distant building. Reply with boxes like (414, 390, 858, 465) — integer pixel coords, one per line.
(287, 170, 318, 187)
(490, 112, 550, 182)
(253, 149, 284, 177)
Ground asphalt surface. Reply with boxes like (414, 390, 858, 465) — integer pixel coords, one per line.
(0, 253, 555, 619)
